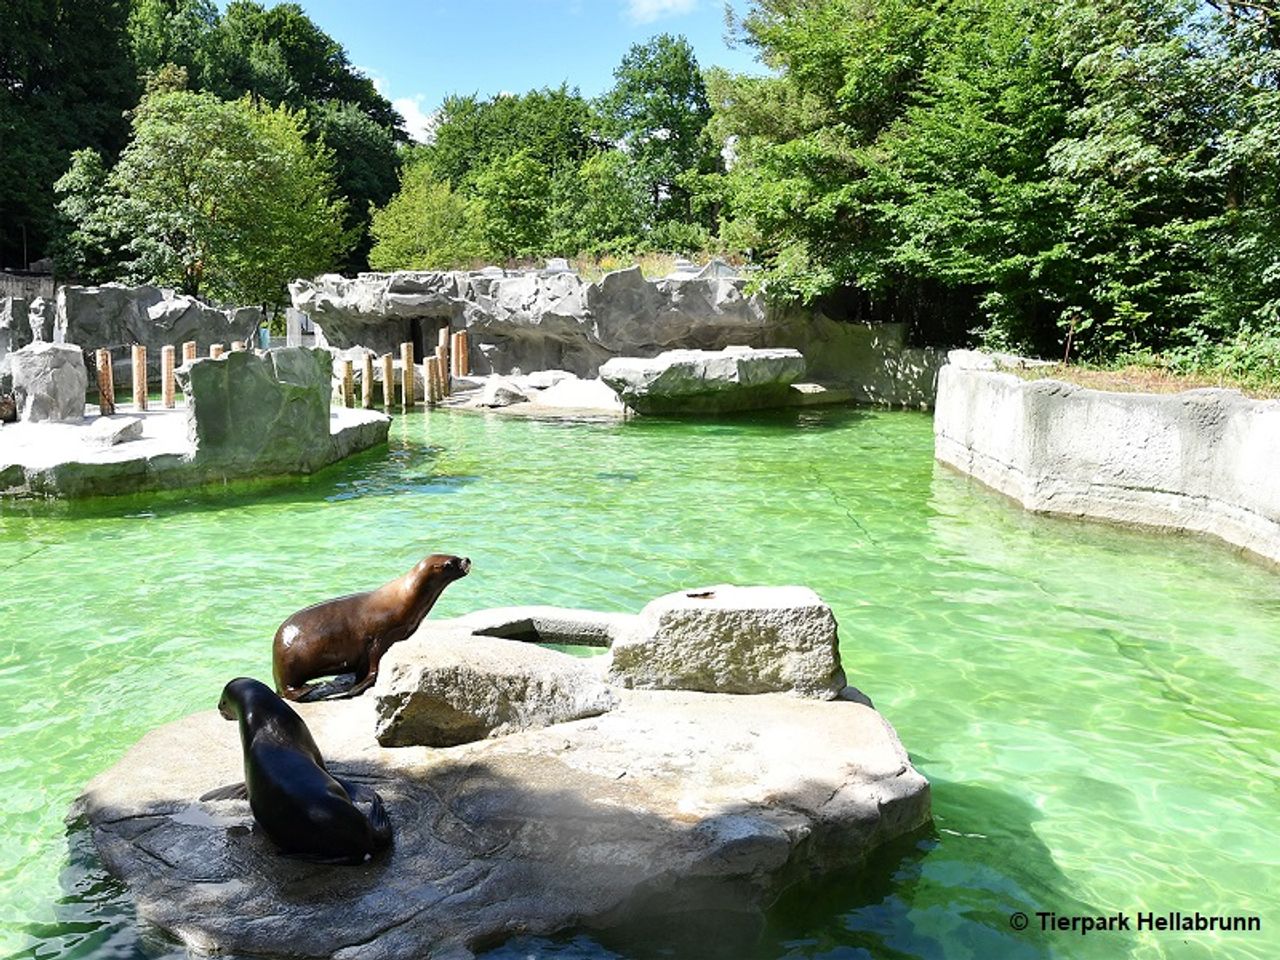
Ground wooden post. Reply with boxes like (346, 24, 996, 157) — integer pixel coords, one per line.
(450, 332, 463, 377)
(131, 344, 147, 411)
(339, 358, 355, 408)
(381, 353, 394, 409)
(437, 328, 450, 397)
(182, 340, 197, 365)
(231, 340, 245, 352)
(96, 349, 115, 416)
(435, 345, 449, 397)
(161, 345, 176, 408)
(425, 356, 439, 404)
(210, 343, 225, 358)
(456, 330, 469, 376)
(362, 352, 375, 408)
(400, 342, 415, 407)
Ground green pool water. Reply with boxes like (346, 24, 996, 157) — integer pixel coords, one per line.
(2, 407, 1278, 960)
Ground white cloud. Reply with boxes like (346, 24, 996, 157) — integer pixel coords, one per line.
(355, 65, 390, 98)
(394, 95, 439, 144)
(626, 0, 698, 24)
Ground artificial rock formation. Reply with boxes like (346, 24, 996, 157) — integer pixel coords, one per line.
(290, 267, 770, 381)
(177, 347, 386, 475)
(291, 267, 945, 406)
(83, 415, 143, 447)
(55, 284, 261, 381)
(77, 688, 927, 960)
(1, 346, 389, 498)
(10, 341, 87, 422)
(374, 633, 618, 746)
(75, 586, 927, 958)
(600, 346, 807, 414)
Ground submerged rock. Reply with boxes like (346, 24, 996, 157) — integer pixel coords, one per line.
(76, 687, 929, 960)
(599, 346, 806, 415)
(374, 634, 618, 746)
(608, 585, 848, 698)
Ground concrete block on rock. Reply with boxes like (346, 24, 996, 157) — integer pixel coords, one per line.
(608, 584, 847, 699)
(374, 634, 618, 746)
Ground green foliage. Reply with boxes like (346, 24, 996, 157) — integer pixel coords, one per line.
(549, 151, 649, 255)
(419, 86, 593, 189)
(128, 0, 219, 88)
(368, 162, 485, 270)
(201, 2, 401, 132)
(56, 89, 348, 306)
(0, 0, 137, 268)
(51, 150, 119, 281)
(474, 151, 554, 260)
(309, 100, 402, 272)
(714, 0, 1280, 359)
(118, 0, 405, 275)
(596, 34, 718, 222)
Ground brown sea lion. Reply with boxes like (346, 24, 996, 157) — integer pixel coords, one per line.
(201, 677, 392, 864)
(272, 554, 471, 701)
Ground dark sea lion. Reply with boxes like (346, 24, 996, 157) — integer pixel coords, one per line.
(273, 553, 471, 701)
(201, 677, 392, 864)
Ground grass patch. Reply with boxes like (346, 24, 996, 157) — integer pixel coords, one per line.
(1008, 361, 1280, 400)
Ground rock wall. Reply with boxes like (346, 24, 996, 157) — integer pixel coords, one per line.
(934, 350, 1280, 565)
(291, 268, 944, 406)
(56, 284, 261, 382)
(178, 346, 385, 476)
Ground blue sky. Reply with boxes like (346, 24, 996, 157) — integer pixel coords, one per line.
(290, 0, 769, 139)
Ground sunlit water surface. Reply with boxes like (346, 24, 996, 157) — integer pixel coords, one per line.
(1, 407, 1277, 960)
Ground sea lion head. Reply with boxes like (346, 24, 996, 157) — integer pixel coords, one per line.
(218, 676, 276, 721)
(416, 554, 471, 581)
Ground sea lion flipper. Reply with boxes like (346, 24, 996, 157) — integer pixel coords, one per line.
(336, 777, 393, 848)
(200, 781, 249, 802)
(296, 673, 359, 702)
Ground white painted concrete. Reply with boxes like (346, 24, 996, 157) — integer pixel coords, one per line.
(934, 350, 1280, 565)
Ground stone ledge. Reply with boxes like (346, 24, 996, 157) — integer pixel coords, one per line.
(933, 350, 1280, 565)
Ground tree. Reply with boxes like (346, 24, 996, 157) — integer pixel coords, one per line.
(0, 0, 137, 269)
(57, 87, 348, 307)
(310, 100, 402, 273)
(422, 86, 593, 189)
(50, 149, 119, 282)
(128, 0, 219, 89)
(714, 0, 1280, 361)
(549, 151, 649, 254)
(202, 1, 402, 133)
(473, 151, 553, 260)
(596, 34, 717, 222)
(368, 161, 485, 270)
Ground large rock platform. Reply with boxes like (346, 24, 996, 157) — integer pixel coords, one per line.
(75, 688, 929, 960)
(74, 586, 929, 957)
(0, 346, 389, 497)
(600, 346, 808, 414)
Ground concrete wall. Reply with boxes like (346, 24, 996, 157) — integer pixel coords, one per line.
(934, 350, 1280, 565)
